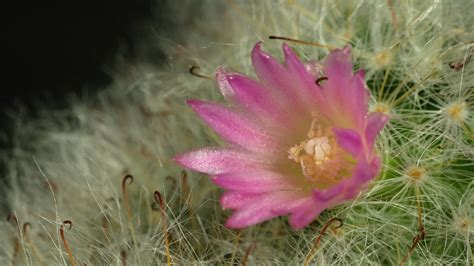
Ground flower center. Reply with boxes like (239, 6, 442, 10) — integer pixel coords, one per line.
(288, 117, 353, 188)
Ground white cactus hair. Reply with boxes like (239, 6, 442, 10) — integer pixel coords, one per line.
(1, 0, 473, 265)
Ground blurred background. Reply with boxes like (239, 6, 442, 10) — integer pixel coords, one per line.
(1, 1, 158, 172)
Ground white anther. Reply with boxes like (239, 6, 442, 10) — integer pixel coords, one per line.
(314, 145, 325, 161)
(304, 137, 331, 161)
(304, 139, 316, 155)
(321, 141, 331, 153)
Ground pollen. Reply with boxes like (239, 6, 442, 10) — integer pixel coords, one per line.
(371, 102, 391, 115)
(444, 101, 468, 123)
(453, 214, 471, 236)
(372, 50, 394, 69)
(405, 165, 427, 183)
(288, 118, 352, 188)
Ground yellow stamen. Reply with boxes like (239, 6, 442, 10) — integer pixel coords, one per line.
(287, 118, 353, 188)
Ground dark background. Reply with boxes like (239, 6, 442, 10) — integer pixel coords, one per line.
(1, 1, 159, 176)
(2, 1, 154, 112)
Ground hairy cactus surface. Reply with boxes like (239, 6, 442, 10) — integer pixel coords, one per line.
(1, 1, 472, 265)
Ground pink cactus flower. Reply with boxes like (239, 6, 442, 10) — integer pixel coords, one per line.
(175, 42, 388, 229)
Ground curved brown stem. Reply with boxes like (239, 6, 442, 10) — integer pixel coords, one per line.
(7, 213, 18, 226)
(189, 65, 213, 80)
(122, 175, 134, 220)
(121, 250, 127, 266)
(154, 191, 171, 266)
(399, 186, 425, 265)
(242, 241, 256, 266)
(121, 174, 138, 248)
(60, 220, 77, 266)
(304, 217, 343, 266)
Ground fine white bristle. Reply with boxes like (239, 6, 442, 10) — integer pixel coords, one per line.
(1, 1, 472, 265)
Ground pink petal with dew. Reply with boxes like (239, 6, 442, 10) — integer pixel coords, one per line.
(217, 67, 292, 128)
(313, 184, 345, 202)
(212, 170, 297, 193)
(310, 158, 381, 209)
(305, 60, 324, 77)
(324, 45, 353, 80)
(322, 46, 368, 129)
(225, 190, 304, 228)
(287, 157, 382, 230)
(333, 128, 364, 158)
(289, 199, 325, 229)
(270, 195, 313, 216)
(315, 157, 381, 204)
(282, 44, 326, 110)
(341, 157, 381, 200)
(215, 66, 237, 100)
(220, 191, 260, 210)
(365, 112, 389, 148)
(174, 147, 268, 175)
(346, 70, 369, 128)
(224, 73, 293, 129)
(350, 157, 381, 184)
(187, 99, 279, 152)
(251, 43, 306, 114)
